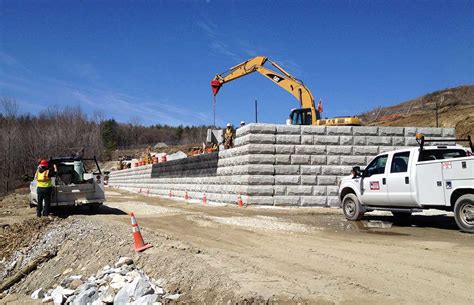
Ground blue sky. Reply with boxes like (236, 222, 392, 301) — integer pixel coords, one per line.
(1, 0, 473, 126)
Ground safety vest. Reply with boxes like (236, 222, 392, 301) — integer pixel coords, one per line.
(36, 170, 52, 188)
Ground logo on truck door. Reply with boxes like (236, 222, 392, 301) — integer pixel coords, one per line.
(370, 181, 380, 190)
(442, 162, 452, 169)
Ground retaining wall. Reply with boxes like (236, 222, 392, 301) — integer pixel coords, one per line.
(108, 124, 455, 207)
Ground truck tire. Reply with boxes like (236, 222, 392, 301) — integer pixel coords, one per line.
(454, 194, 474, 233)
(342, 193, 365, 221)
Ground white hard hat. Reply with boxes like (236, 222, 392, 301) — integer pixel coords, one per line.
(226, 123, 231, 127)
(240, 121, 245, 125)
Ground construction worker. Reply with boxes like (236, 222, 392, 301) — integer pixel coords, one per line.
(223, 123, 235, 149)
(35, 160, 56, 217)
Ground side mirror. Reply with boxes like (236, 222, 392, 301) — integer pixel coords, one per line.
(351, 166, 361, 178)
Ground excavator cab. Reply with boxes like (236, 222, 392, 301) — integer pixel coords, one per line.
(289, 108, 320, 125)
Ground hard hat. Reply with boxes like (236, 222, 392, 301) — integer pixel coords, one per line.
(240, 121, 245, 125)
(39, 159, 49, 167)
(226, 123, 231, 127)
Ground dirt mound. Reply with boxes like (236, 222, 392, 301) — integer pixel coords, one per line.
(0, 217, 56, 263)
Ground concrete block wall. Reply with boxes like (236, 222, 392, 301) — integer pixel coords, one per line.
(108, 124, 456, 207)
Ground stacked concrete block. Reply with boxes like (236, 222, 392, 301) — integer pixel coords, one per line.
(108, 124, 456, 207)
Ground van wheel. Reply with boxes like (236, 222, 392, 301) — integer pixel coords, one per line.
(454, 194, 474, 233)
(342, 193, 364, 221)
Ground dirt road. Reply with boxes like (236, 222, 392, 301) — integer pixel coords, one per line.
(1, 188, 473, 304)
(97, 189, 473, 304)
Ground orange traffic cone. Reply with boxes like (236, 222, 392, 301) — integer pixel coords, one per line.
(138, 188, 142, 193)
(203, 193, 207, 205)
(237, 193, 244, 208)
(130, 213, 152, 252)
(185, 191, 189, 201)
(169, 190, 172, 198)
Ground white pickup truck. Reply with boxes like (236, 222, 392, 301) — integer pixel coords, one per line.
(338, 135, 474, 233)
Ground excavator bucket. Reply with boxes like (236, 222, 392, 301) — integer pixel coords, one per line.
(210, 79, 222, 96)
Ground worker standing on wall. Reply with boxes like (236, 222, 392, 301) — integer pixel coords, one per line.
(223, 123, 235, 149)
(35, 159, 57, 217)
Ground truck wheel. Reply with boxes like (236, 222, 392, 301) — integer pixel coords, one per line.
(454, 194, 474, 233)
(342, 193, 364, 221)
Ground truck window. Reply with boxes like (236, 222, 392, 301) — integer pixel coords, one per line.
(364, 154, 388, 177)
(418, 149, 467, 162)
(391, 151, 410, 173)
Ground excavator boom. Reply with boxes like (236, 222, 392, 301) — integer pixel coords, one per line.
(211, 56, 361, 126)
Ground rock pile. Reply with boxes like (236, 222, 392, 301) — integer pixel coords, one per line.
(31, 257, 180, 305)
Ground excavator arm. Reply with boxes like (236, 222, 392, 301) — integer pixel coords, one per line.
(211, 56, 319, 124)
(211, 56, 361, 126)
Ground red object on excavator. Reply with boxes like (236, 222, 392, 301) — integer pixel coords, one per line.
(211, 79, 222, 96)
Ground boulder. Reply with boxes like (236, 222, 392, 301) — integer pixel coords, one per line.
(113, 285, 132, 305)
(31, 288, 46, 299)
(99, 286, 115, 303)
(115, 257, 133, 268)
(50, 286, 73, 305)
(72, 287, 99, 305)
(164, 293, 180, 301)
(128, 277, 154, 300)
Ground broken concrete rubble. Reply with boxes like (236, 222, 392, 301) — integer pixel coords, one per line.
(31, 256, 177, 304)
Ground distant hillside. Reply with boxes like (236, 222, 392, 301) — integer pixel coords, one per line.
(359, 85, 474, 139)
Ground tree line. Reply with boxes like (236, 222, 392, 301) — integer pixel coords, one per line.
(0, 98, 211, 195)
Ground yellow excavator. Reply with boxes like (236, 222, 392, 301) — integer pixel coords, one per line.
(211, 56, 361, 126)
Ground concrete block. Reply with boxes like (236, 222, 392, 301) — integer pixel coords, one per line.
(327, 196, 341, 208)
(235, 134, 275, 146)
(366, 136, 392, 145)
(340, 156, 366, 165)
(287, 185, 313, 195)
(246, 196, 274, 205)
(405, 137, 418, 146)
(273, 186, 287, 195)
(301, 175, 317, 185)
(353, 126, 378, 135)
(295, 145, 326, 155)
(244, 186, 274, 196)
(327, 146, 352, 155)
(378, 127, 404, 136)
(246, 144, 275, 154)
(326, 186, 339, 196)
(275, 145, 295, 154)
(234, 164, 274, 175)
(416, 127, 443, 137)
(353, 146, 379, 155)
(274, 196, 300, 206)
(317, 176, 337, 185)
(314, 136, 339, 145)
(339, 136, 353, 145)
(275, 165, 300, 175)
(301, 196, 326, 207)
(442, 128, 456, 137)
(310, 155, 327, 165)
(248, 155, 275, 164)
(291, 155, 311, 165)
(312, 186, 326, 196)
(327, 126, 353, 135)
(301, 126, 326, 135)
(379, 146, 397, 153)
(353, 136, 366, 145)
(236, 123, 276, 136)
(392, 137, 405, 146)
(276, 135, 301, 144)
(300, 165, 321, 175)
(404, 127, 417, 137)
(321, 166, 352, 176)
(238, 175, 275, 185)
(301, 135, 313, 144)
(276, 125, 301, 134)
(275, 155, 291, 165)
(275, 175, 300, 185)
(327, 156, 340, 165)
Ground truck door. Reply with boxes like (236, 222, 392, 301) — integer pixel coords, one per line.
(361, 154, 389, 206)
(386, 151, 413, 206)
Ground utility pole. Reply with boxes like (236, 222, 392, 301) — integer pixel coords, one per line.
(434, 95, 444, 128)
(255, 99, 258, 123)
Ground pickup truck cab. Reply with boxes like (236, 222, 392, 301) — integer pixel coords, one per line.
(30, 156, 105, 210)
(338, 136, 474, 233)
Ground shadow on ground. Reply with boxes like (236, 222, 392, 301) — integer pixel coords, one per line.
(50, 204, 127, 218)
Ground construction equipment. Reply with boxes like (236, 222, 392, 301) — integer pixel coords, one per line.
(211, 56, 361, 126)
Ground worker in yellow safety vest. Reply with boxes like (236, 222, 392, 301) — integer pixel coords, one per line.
(223, 123, 235, 149)
(34, 159, 56, 217)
